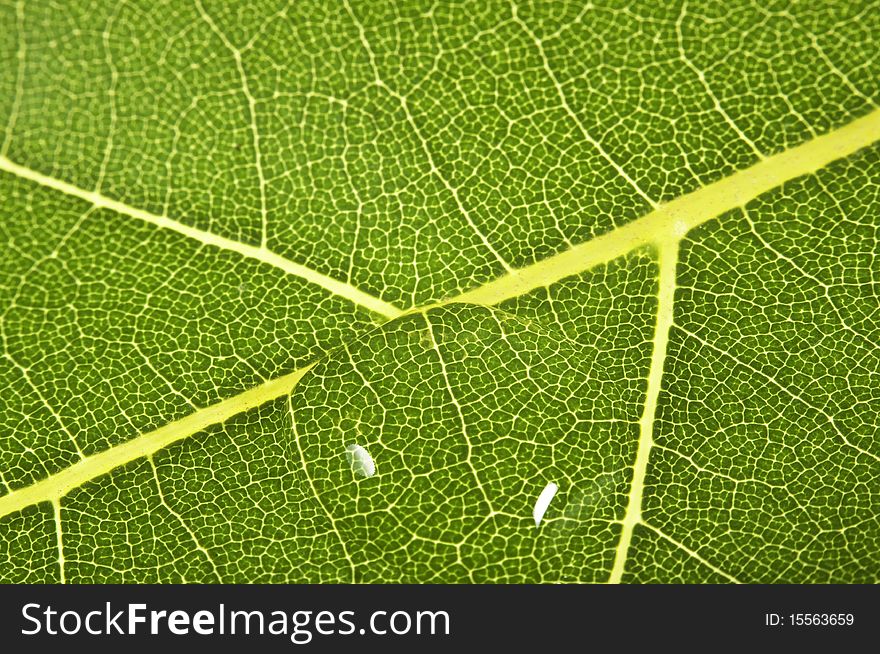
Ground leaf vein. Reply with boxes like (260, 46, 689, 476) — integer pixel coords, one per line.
(0, 155, 402, 320)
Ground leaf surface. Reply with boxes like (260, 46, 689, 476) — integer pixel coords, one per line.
(0, 0, 878, 583)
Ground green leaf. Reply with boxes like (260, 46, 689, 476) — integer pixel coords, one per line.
(0, 0, 877, 583)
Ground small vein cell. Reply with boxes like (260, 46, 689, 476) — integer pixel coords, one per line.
(345, 444, 376, 478)
(533, 482, 558, 527)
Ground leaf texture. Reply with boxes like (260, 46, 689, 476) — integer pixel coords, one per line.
(0, 0, 878, 583)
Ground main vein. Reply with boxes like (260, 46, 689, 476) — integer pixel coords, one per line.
(0, 366, 312, 518)
(0, 155, 402, 320)
(449, 108, 880, 306)
(0, 108, 879, 520)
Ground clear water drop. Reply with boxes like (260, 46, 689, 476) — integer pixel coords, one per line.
(345, 444, 376, 478)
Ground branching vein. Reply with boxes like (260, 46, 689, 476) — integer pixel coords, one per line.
(607, 239, 678, 583)
(0, 106, 878, 541)
(0, 155, 402, 320)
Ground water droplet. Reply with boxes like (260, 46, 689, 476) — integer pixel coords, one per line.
(345, 444, 376, 478)
(533, 482, 558, 527)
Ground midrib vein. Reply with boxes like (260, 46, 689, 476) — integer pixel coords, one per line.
(1, 108, 878, 520)
(0, 155, 402, 321)
(449, 108, 880, 306)
(0, 366, 312, 518)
